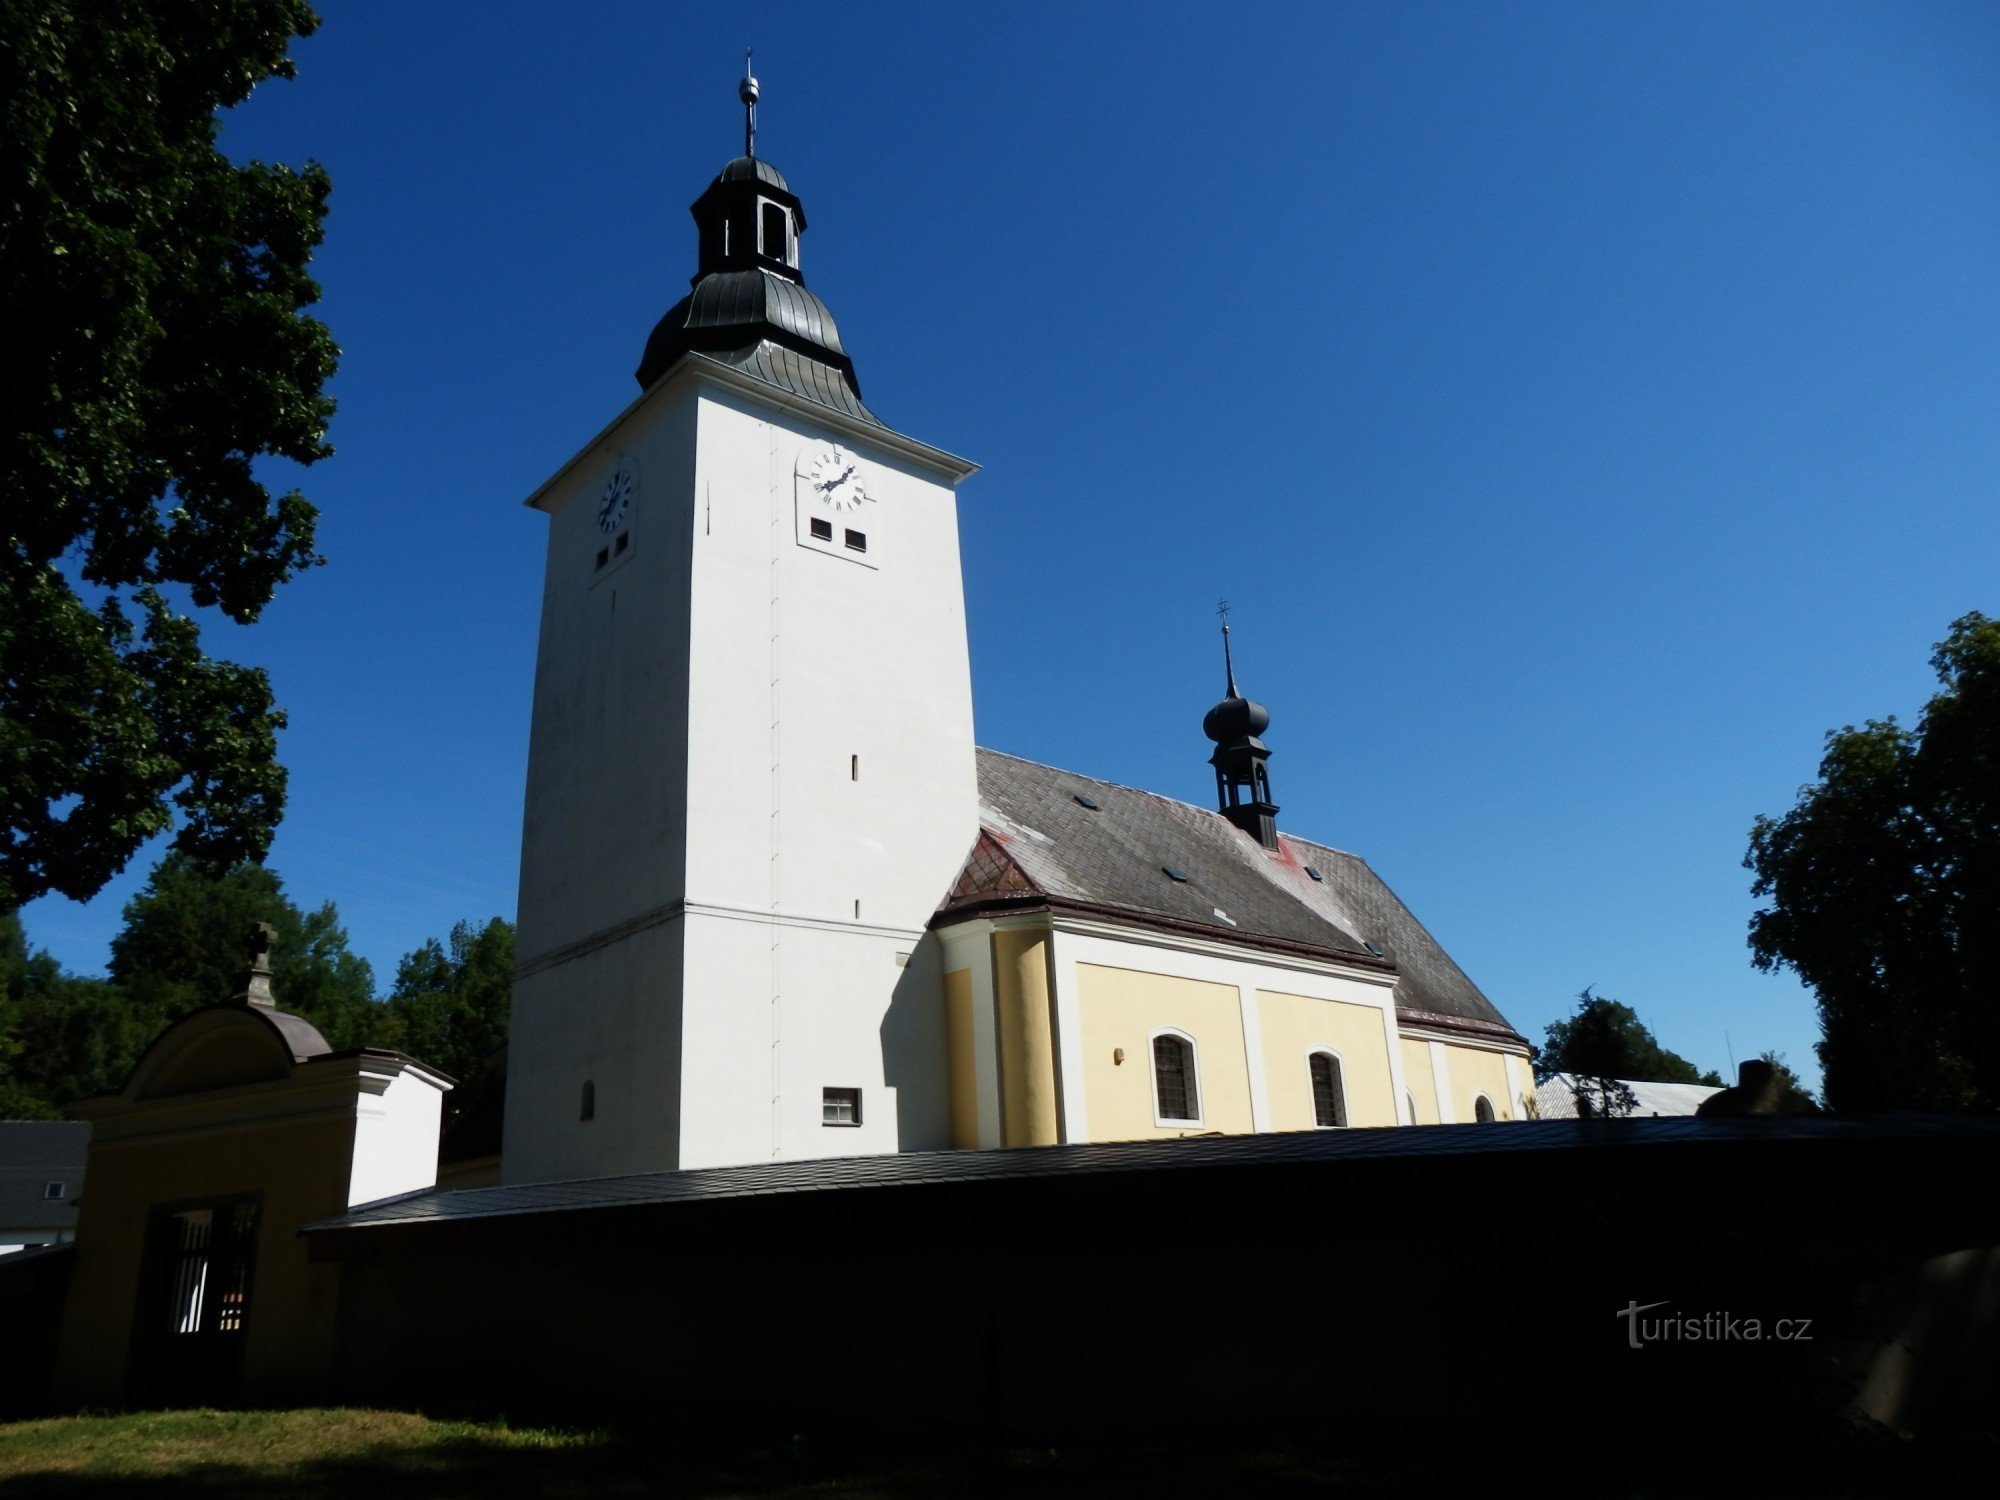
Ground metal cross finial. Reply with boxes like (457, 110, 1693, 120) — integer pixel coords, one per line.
(1217, 600, 1241, 697)
(739, 49, 760, 158)
(237, 920, 276, 1008)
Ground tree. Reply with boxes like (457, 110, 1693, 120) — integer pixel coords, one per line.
(1747, 613, 2000, 1113)
(378, 919, 513, 1128)
(109, 853, 375, 1049)
(0, 1, 337, 910)
(1538, 988, 1722, 1085)
(1, 910, 137, 1118)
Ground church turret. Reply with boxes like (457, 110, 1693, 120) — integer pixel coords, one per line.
(635, 64, 867, 406)
(1203, 620, 1279, 849)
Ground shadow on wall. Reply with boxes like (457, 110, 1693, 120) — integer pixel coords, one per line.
(877, 932, 952, 1151)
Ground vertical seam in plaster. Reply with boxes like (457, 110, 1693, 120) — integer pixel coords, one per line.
(769, 424, 783, 1157)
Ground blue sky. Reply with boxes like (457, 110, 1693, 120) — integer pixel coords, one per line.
(23, 2, 2000, 1090)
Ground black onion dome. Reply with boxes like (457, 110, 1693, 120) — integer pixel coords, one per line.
(713, 155, 791, 192)
(1203, 692, 1271, 743)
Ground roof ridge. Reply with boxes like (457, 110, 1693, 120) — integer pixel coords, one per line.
(975, 744, 1361, 859)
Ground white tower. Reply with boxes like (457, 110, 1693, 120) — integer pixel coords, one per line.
(501, 78, 978, 1183)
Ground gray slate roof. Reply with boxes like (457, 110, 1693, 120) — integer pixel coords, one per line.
(696, 345, 882, 426)
(0, 1121, 89, 1235)
(956, 749, 1522, 1041)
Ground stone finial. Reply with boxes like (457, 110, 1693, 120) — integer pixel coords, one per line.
(235, 920, 277, 1008)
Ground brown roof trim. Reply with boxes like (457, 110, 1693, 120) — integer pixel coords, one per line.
(1397, 1006, 1531, 1049)
(931, 892, 1399, 976)
(304, 1047, 460, 1087)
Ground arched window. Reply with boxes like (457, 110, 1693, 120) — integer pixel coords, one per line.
(1405, 1090, 1419, 1126)
(1152, 1032, 1199, 1123)
(1473, 1094, 1496, 1123)
(1309, 1051, 1346, 1128)
(580, 1080, 596, 1122)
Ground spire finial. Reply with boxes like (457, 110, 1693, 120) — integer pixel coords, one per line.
(1217, 598, 1241, 698)
(235, 920, 277, 1008)
(739, 49, 760, 158)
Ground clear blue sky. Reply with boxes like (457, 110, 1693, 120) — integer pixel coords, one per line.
(23, 2, 2000, 1092)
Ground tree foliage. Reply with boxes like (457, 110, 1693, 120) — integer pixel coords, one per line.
(0, 0, 336, 909)
(109, 852, 375, 1048)
(1748, 612, 2000, 1113)
(376, 919, 513, 1129)
(1, 856, 511, 1123)
(1539, 988, 1721, 1086)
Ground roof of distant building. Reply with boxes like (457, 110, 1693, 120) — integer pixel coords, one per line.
(0, 1121, 91, 1235)
(1536, 1074, 1723, 1119)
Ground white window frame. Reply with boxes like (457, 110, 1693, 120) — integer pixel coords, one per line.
(1306, 1047, 1348, 1129)
(822, 1086, 862, 1127)
(757, 197, 793, 262)
(1472, 1092, 1497, 1123)
(1149, 1027, 1203, 1129)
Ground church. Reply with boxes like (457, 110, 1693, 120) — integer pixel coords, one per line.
(490, 69, 1535, 1188)
(32, 78, 1997, 1450)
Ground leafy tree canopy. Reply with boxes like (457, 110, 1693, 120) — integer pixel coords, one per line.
(1748, 612, 2000, 1113)
(109, 853, 374, 1049)
(0, 0, 335, 909)
(1538, 988, 1723, 1093)
(377, 918, 513, 1129)
(1, 909, 137, 1117)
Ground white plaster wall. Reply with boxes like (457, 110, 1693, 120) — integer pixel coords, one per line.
(505, 367, 976, 1182)
(345, 1066, 447, 1209)
(513, 388, 700, 960)
(502, 921, 686, 1183)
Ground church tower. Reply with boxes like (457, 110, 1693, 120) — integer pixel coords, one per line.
(501, 70, 979, 1183)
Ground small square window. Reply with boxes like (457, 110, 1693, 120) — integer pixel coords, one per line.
(43, 1182, 65, 1200)
(595, 546, 609, 570)
(810, 517, 833, 541)
(844, 529, 867, 552)
(614, 531, 629, 555)
(822, 1087, 861, 1126)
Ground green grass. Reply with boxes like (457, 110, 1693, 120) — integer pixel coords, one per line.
(0, 1408, 1354, 1498)
(0, 1407, 1989, 1497)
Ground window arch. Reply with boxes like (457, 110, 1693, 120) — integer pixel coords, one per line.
(1405, 1090, 1419, 1126)
(1473, 1093, 1496, 1123)
(1151, 1030, 1200, 1125)
(1308, 1050, 1347, 1128)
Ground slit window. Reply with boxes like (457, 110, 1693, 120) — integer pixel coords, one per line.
(823, 1087, 861, 1126)
(810, 517, 833, 541)
(844, 528, 867, 552)
(1309, 1052, 1347, 1128)
(580, 1080, 596, 1121)
(1152, 1033, 1199, 1122)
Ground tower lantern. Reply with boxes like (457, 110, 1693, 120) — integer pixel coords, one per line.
(1202, 618, 1279, 849)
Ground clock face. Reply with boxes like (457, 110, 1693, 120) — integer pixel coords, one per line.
(596, 460, 637, 533)
(803, 445, 869, 512)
